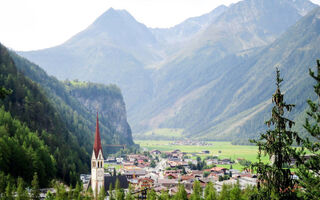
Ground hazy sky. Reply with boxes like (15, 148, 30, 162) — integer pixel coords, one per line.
(0, 0, 319, 51)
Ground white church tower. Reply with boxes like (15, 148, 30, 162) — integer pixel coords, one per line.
(91, 113, 104, 197)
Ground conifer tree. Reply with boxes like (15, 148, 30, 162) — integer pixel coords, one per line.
(125, 184, 134, 200)
(204, 182, 217, 200)
(190, 180, 202, 200)
(174, 184, 188, 200)
(250, 68, 301, 199)
(297, 60, 320, 199)
(98, 187, 106, 200)
(31, 172, 40, 200)
(218, 184, 231, 200)
(115, 178, 125, 200)
(159, 190, 170, 200)
(4, 182, 14, 200)
(16, 177, 29, 200)
(147, 189, 157, 200)
(109, 183, 114, 200)
(230, 181, 242, 200)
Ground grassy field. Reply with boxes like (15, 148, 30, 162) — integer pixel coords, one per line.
(135, 140, 269, 170)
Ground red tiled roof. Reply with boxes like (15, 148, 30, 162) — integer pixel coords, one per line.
(211, 167, 226, 171)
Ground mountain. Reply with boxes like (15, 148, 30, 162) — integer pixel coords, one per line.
(131, 0, 318, 132)
(10, 51, 135, 149)
(0, 42, 135, 186)
(138, 6, 320, 142)
(151, 5, 228, 44)
(18, 0, 318, 141)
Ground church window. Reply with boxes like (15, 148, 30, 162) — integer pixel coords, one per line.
(92, 161, 96, 168)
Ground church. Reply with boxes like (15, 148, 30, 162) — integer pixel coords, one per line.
(90, 113, 129, 197)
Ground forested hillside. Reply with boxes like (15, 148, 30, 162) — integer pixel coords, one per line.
(0, 43, 135, 186)
(0, 43, 86, 186)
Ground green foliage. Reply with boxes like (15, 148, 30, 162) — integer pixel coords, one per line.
(250, 69, 301, 199)
(31, 172, 40, 200)
(190, 180, 202, 200)
(125, 184, 135, 200)
(174, 184, 188, 200)
(98, 187, 107, 200)
(204, 182, 217, 200)
(297, 60, 320, 199)
(0, 106, 55, 186)
(150, 160, 156, 168)
(0, 44, 89, 185)
(147, 189, 157, 200)
(159, 190, 170, 200)
(0, 87, 11, 100)
(109, 183, 114, 200)
(16, 177, 29, 200)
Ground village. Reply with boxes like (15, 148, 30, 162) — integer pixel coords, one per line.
(80, 148, 257, 197)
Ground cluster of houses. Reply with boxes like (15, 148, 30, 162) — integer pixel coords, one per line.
(169, 140, 213, 146)
(81, 148, 257, 196)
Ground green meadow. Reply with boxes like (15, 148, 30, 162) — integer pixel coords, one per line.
(135, 140, 269, 170)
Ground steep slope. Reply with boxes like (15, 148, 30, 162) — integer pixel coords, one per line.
(19, 8, 158, 112)
(138, 6, 320, 142)
(132, 0, 317, 132)
(0, 43, 87, 185)
(10, 51, 135, 151)
(17, 0, 318, 141)
(151, 5, 228, 44)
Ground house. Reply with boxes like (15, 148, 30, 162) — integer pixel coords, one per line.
(202, 150, 210, 154)
(157, 179, 178, 188)
(138, 178, 154, 189)
(122, 169, 147, 179)
(150, 150, 161, 155)
(211, 167, 227, 174)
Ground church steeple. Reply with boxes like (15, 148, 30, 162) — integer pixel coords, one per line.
(93, 112, 103, 158)
(91, 112, 104, 197)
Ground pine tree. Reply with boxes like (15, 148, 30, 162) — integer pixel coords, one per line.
(250, 68, 301, 199)
(98, 187, 106, 200)
(125, 184, 134, 200)
(4, 182, 14, 200)
(174, 184, 188, 200)
(115, 178, 125, 200)
(204, 182, 217, 200)
(31, 172, 40, 200)
(297, 60, 320, 199)
(230, 181, 242, 200)
(147, 189, 157, 200)
(16, 177, 29, 200)
(109, 183, 114, 200)
(159, 190, 170, 200)
(190, 180, 202, 200)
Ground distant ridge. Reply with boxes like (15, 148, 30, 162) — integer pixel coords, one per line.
(18, 0, 319, 142)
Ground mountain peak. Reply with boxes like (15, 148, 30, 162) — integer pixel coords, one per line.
(92, 7, 135, 28)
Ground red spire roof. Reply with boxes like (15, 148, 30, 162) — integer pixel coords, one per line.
(93, 112, 103, 158)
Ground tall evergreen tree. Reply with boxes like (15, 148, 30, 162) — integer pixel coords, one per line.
(250, 68, 301, 199)
(190, 180, 202, 200)
(16, 177, 29, 200)
(109, 183, 114, 200)
(125, 184, 134, 200)
(98, 187, 107, 200)
(297, 60, 320, 199)
(31, 172, 40, 200)
(0, 87, 11, 99)
(147, 189, 157, 200)
(204, 182, 217, 200)
(174, 184, 188, 200)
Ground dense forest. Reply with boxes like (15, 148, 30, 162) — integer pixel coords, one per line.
(0, 43, 136, 187)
